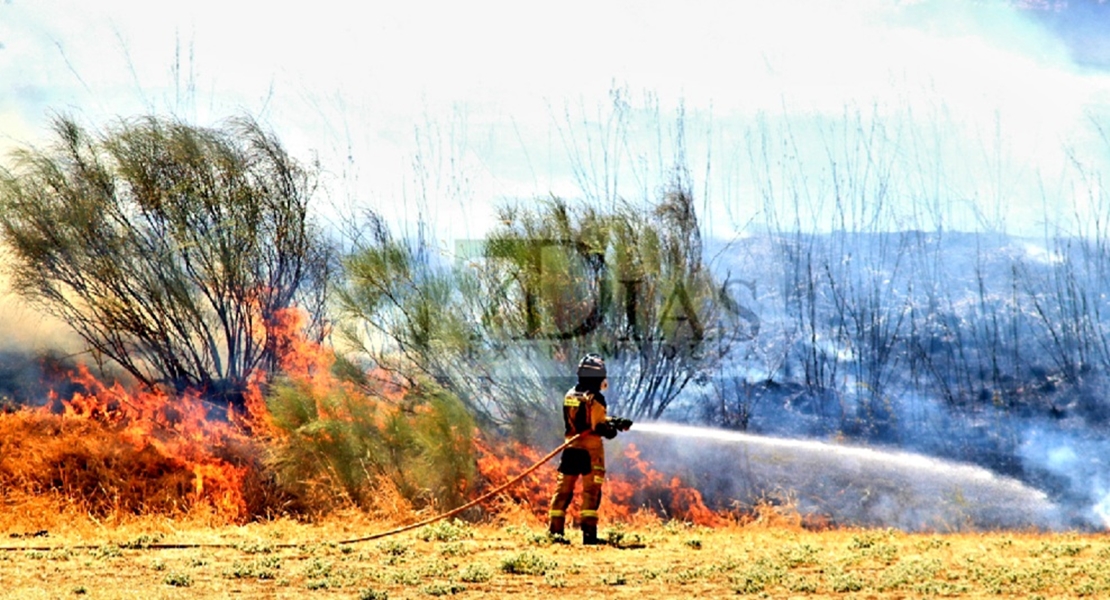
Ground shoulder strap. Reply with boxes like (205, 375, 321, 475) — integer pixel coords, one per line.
(563, 389, 595, 435)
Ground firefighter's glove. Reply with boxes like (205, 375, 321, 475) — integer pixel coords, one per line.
(609, 417, 633, 431)
(595, 421, 618, 439)
(599, 417, 633, 439)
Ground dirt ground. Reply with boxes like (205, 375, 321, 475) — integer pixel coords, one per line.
(1, 512, 1108, 599)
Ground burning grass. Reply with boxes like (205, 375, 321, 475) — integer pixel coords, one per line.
(0, 369, 480, 525)
(0, 307, 479, 525)
(0, 305, 752, 531)
(0, 387, 734, 530)
(0, 384, 277, 522)
(474, 437, 725, 526)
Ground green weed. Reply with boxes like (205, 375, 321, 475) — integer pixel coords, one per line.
(438, 542, 470, 557)
(236, 541, 275, 554)
(731, 559, 785, 594)
(662, 520, 692, 535)
(459, 563, 492, 583)
(878, 557, 941, 591)
(524, 530, 555, 546)
(1032, 541, 1088, 557)
(914, 537, 951, 551)
(418, 558, 453, 578)
(672, 566, 712, 584)
(785, 573, 818, 593)
(826, 567, 864, 593)
(778, 542, 820, 567)
(848, 529, 891, 550)
(386, 569, 422, 586)
(226, 556, 282, 580)
(603, 523, 627, 545)
(421, 582, 466, 596)
(377, 540, 411, 557)
(120, 533, 164, 549)
(88, 545, 122, 560)
(912, 580, 971, 595)
(418, 519, 473, 542)
(500, 551, 556, 575)
(301, 557, 332, 580)
(602, 523, 645, 548)
(601, 572, 628, 586)
(163, 572, 192, 587)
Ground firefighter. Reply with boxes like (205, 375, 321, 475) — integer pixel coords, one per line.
(548, 353, 632, 545)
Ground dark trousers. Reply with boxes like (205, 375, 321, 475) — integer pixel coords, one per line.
(548, 445, 605, 530)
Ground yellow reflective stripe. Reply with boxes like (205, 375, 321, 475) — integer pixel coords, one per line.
(591, 465, 605, 471)
(593, 475, 605, 484)
(580, 510, 598, 518)
(548, 510, 565, 517)
(564, 397, 581, 407)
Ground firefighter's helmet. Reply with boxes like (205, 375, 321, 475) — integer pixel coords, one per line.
(576, 353, 607, 380)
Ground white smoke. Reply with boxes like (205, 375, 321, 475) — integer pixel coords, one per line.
(0, 254, 81, 353)
(1018, 426, 1110, 529)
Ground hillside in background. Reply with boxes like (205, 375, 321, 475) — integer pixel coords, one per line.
(661, 229, 1110, 528)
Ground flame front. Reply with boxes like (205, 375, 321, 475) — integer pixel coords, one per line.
(46, 364, 255, 521)
(1, 307, 728, 527)
(475, 438, 722, 526)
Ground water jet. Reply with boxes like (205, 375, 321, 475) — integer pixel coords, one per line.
(619, 422, 1064, 531)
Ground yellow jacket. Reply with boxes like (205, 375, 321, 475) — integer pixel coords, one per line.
(562, 387, 608, 452)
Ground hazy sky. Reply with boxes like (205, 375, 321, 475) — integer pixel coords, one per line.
(2, 0, 1110, 239)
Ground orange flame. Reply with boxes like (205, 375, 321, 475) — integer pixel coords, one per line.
(49, 364, 253, 520)
(475, 437, 722, 526)
(5, 303, 734, 528)
(18, 306, 329, 522)
(245, 307, 407, 431)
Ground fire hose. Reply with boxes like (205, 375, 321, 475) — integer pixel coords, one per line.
(331, 431, 586, 545)
(0, 432, 586, 552)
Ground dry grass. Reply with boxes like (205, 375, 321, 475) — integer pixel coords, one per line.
(1, 508, 1108, 599)
(1, 385, 1104, 598)
(0, 407, 288, 523)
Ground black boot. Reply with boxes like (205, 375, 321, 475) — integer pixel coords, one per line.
(582, 524, 602, 546)
(548, 517, 570, 545)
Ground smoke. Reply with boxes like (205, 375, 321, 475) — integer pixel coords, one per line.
(0, 258, 81, 352)
(0, 263, 88, 406)
(1018, 425, 1110, 529)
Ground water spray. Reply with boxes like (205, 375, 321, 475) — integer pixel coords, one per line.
(624, 422, 1064, 531)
